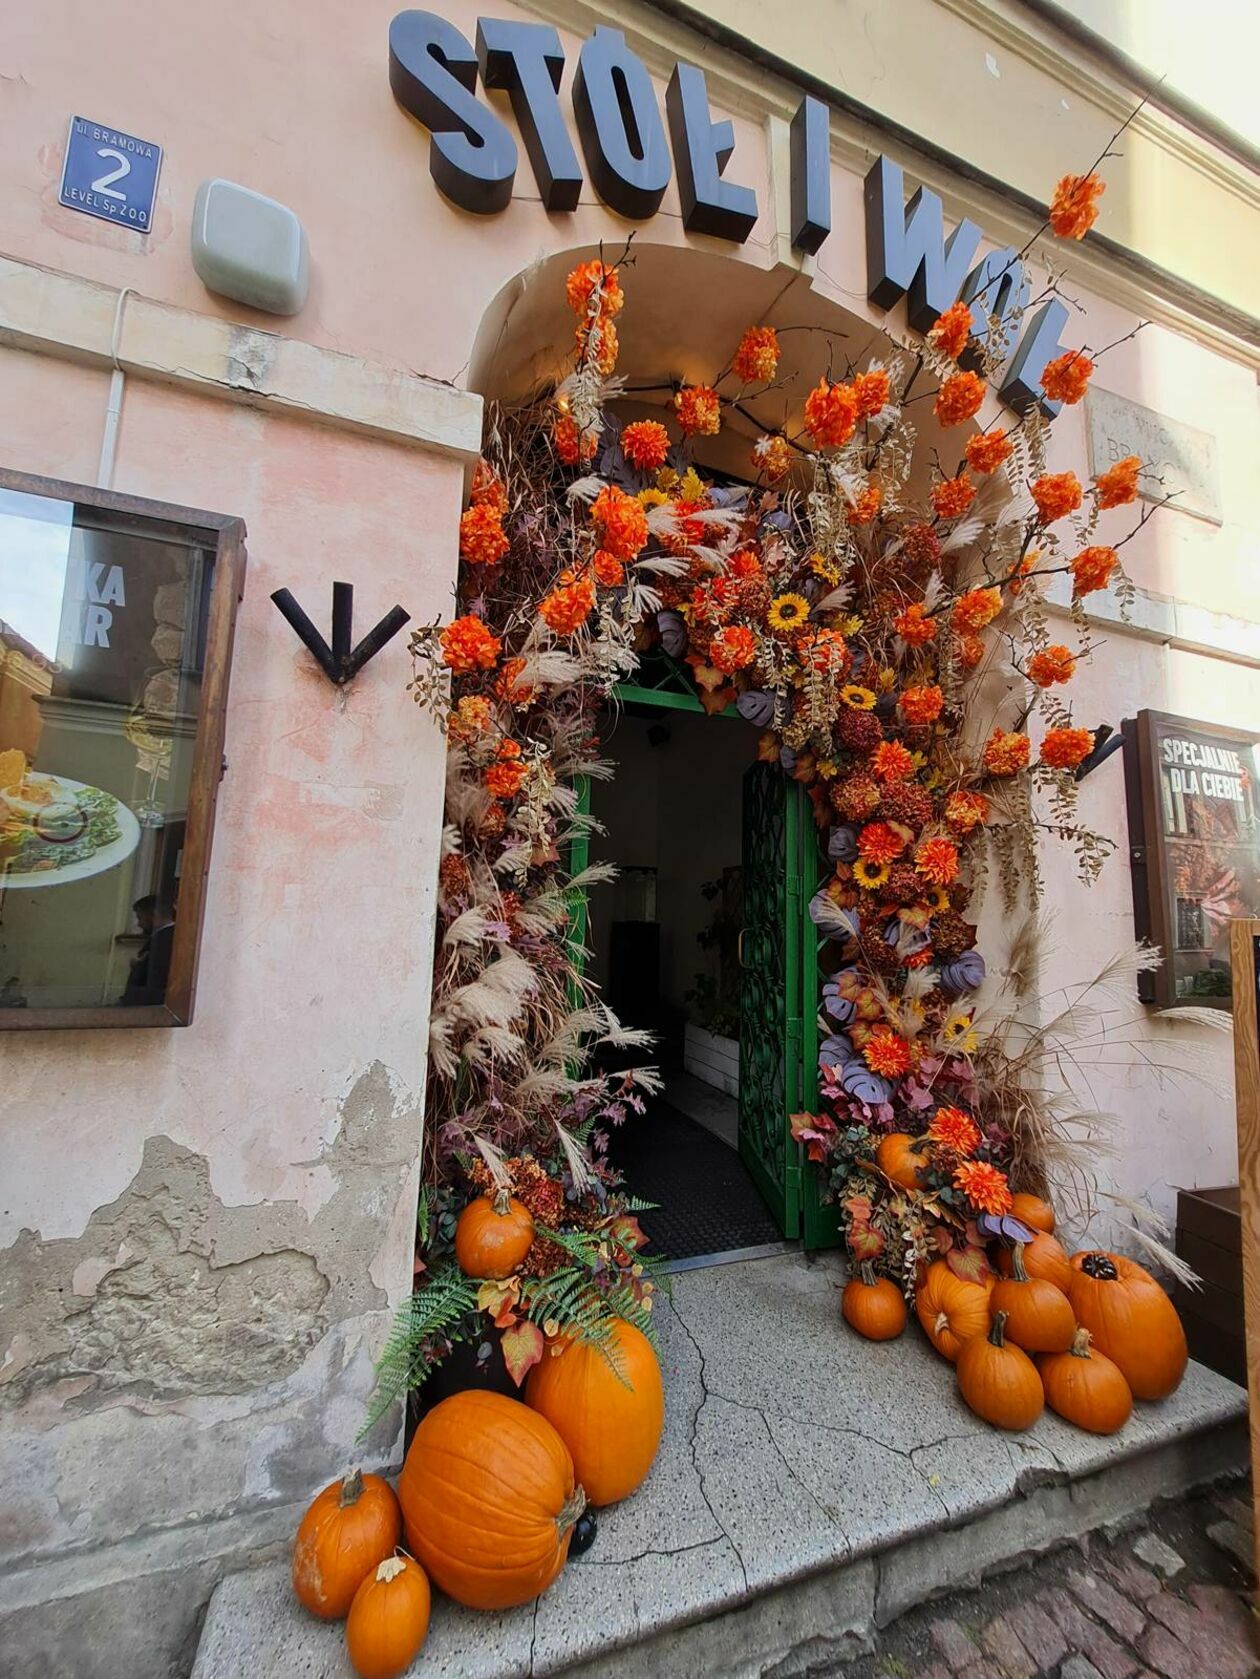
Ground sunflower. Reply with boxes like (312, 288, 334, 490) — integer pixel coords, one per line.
(925, 886, 951, 913)
(840, 683, 877, 710)
(809, 553, 842, 584)
(942, 1016, 979, 1054)
(768, 593, 811, 634)
(852, 858, 890, 891)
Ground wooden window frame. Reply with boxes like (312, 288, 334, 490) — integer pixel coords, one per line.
(0, 467, 246, 1030)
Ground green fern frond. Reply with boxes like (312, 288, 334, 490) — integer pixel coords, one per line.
(359, 1265, 479, 1439)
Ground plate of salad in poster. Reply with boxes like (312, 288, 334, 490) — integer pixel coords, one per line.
(0, 754, 140, 887)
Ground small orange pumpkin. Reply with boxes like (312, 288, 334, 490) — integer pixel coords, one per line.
(842, 1265, 907, 1341)
(1038, 1328, 1133, 1435)
(956, 1310, 1045, 1431)
(877, 1132, 931, 1190)
(525, 1319, 664, 1507)
(454, 1191, 535, 1279)
(990, 1244, 1076, 1354)
(346, 1555, 431, 1679)
(398, 1391, 584, 1609)
(915, 1260, 991, 1361)
(1067, 1251, 1188, 1401)
(1011, 1192, 1056, 1234)
(996, 1232, 1073, 1294)
(292, 1470, 402, 1621)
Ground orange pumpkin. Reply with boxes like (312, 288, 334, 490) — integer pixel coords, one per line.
(996, 1232, 1073, 1294)
(346, 1555, 431, 1679)
(454, 1191, 535, 1279)
(915, 1260, 991, 1361)
(990, 1244, 1076, 1354)
(877, 1132, 931, 1190)
(842, 1265, 907, 1341)
(1067, 1251, 1188, 1401)
(1011, 1192, 1056, 1234)
(525, 1319, 664, 1507)
(292, 1469, 402, 1621)
(1038, 1328, 1133, 1435)
(956, 1310, 1045, 1431)
(398, 1390, 584, 1609)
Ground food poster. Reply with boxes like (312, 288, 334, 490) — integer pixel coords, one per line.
(0, 487, 207, 1010)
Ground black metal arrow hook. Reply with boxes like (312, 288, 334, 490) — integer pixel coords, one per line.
(271, 582, 411, 686)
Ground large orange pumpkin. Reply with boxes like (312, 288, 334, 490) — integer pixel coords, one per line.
(346, 1555, 431, 1679)
(996, 1231, 1073, 1294)
(990, 1244, 1076, 1354)
(525, 1319, 664, 1507)
(292, 1470, 402, 1620)
(877, 1132, 931, 1190)
(1038, 1328, 1133, 1435)
(915, 1261, 991, 1361)
(1011, 1192, 1056, 1235)
(956, 1310, 1044, 1431)
(454, 1191, 535, 1279)
(398, 1390, 584, 1609)
(1066, 1251, 1188, 1401)
(842, 1265, 907, 1342)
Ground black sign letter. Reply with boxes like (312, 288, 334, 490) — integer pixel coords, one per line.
(389, 10, 516, 216)
(476, 18, 583, 213)
(790, 96, 831, 255)
(1000, 298, 1069, 418)
(665, 62, 757, 242)
(864, 155, 982, 333)
(958, 247, 1030, 369)
(573, 27, 671, 220)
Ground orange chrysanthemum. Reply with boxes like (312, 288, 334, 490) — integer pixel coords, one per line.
(441, 614, 501, 675)
(593, 548, 626, 588)
(1095, 454, 1141, 510)
(953, 1159, 1012, 1215)
(459, 502, 509, 567)
(590, 484, 649, 561)
(752, 433, 792, 481)
(447, 694, 493, 743)
(1041, 725, 1095, 770)
(804, 379, 859, 449)
(495, 656, 536, 707)
(1041, 351, 1094, 406)
(951, 587, 1002, 633)
(540, 572, 597, 636)
(929, 1106, 982, 1156)
(934, 370, 986, 427)
(1070, 545, 1118, 598)
(848, 484, 883, 525)
(858, 820, 910, 865)
(484, 740, 528, 800)
(944, 790, 989, 833)
(872, 740, 916, 783)
(927, 300, 973, 361)
(863, 1026, 913, 1078)
(1027, 644, 1076, 687)
(982, 729, 1031, 777)
(711, 624, 758, 674)
(915, 835, 959, 887)
(675, 384, 722, 437)
(1031, 470, 1083, 525)
(732, 326, 780, 384)
(552, 414, 598, 465)
(965, 430, 1013, 474)
(730, 549, 764, 580)
(576, 316, 619, 375)
(1049, 171, 1104, 240)
(894, 602, 938, 647)
(565, 259, 624, 317)
(853, 368, 891, 418)
(900, 684, 944, 725)
(470, 460, 508, 514)
(957, 631, 986, 671)
(620, 419, 671, 472)
(932, 474, 976, 521)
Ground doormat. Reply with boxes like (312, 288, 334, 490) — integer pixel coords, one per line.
(608, 1100, 784, 1261)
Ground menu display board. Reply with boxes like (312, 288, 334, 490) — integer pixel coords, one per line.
(1124, 710, 1260, 1008)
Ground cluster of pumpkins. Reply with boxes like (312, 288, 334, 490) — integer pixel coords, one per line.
(291, 1191, 667, 1678)
(841, 1190, 1189, 1434)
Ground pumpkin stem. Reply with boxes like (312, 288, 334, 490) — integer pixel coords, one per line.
(988, 1310, 1009, 1349)
(557, 1485, 587, 1535)
(1080, 1251, 1119, 1281)
(338, 1468, 364, 1507)
(491, 1188, 512, 1217)
(1010, 1243, 1030, 1284)
(858, 1262, 877, 1288)
(375, 1556, 408, 1584)
(1070, 1327, 1094, 1359)
(933, 1311, 950, 1335)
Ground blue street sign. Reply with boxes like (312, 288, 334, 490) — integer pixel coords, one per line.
(59, 116, 162, 233)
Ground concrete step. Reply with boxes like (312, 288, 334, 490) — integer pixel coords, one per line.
(192, 1251, 1247, 1679)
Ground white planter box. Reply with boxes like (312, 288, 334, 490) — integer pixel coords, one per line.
(684, 1023, 740, 1097)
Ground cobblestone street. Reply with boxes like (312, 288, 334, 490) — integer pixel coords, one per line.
(827, 1482, 1257, 1679)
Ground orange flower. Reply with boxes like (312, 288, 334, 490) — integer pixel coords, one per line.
(447, 694, 493, 742)
(576, 316, 618, 375)
(929, 1106, 981, 1156)
(932, 474, 976, 521)
(1041, 350, 1093, 405)
(951, 587, 1002, 634)
(858, 820, 910, 865)
(593, 548, 625, 588)
(470, 460, 508, 514)
(804, 379, 858, 449)
(540, 572, 597, 636)
(552, 414, 597, 465)
(944, 789, 989, 833)
(484, 740, 528, 799)
(900, 684, 944, 725)
(1027, 644, 1076, 687)
(863, 1027, 912, 1078)
(495, 656, 536, 706)
(894, 602, 938, 647)
(732, 326, 780, 384)
(711, 624, 758, 673)
(1049, 171, 1104, 240)
(1031, 470, 1083, 524)
(675, 385, 722, 437)
(982, 729, 1030, 776)
(1006, 552, 1038, 596)
(953, 1160, 1012, 1216)
(441, 614, 501, 674)
(459, 502, 509, 568)
(620, 419, 671, 472)
(848, 484, 883, 525)
(565, 259, 624, 317)
(752, 433, 792, 481)
(957, 632, 986, 671)
(730, 549, 764, 580)
(872, 740, 915, 783)
(927, 301, 973, 361)
(853, 368, 891, 418)
(1095, 455, 1141, 510)
(934, 370, 986, 427)
(914, 835, 959, 886)
(1070, 545, 1118, 598)
(590, 484, 649, 560)
(1041, 725, 1095, 770)
(965, 430, 1012, 474)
